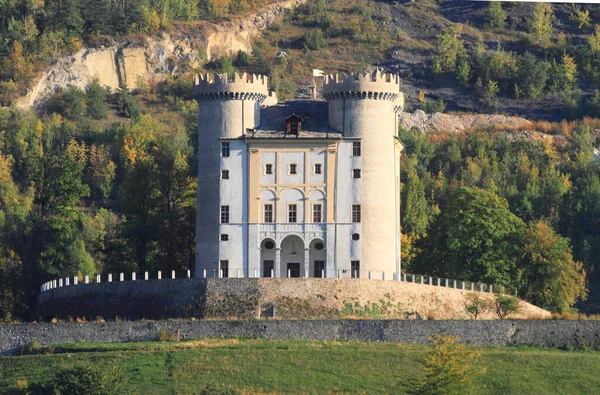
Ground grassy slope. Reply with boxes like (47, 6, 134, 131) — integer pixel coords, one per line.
(1, 339, 599, 394)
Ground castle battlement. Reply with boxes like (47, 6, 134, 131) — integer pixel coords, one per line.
(322, 69, 401, 101)
(193, 72, 269, 101)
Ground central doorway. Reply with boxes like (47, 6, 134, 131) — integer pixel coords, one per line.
(280, 235, 305, 277)
(287, 262, 300, 278)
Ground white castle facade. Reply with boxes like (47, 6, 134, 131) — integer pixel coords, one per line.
(194, 70, 404, 279)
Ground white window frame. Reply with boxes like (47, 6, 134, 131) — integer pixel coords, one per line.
(351, 204, 361, 223)
(313, 203, 322, 223)
(221, 142, 230, 157)
(264, 204, 274, 223)
(288, 204, 297, 223)
(220, 205, 230, 224)
(352, 142, 361, 157)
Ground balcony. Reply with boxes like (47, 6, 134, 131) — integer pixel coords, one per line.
(259, 223, 326, 240)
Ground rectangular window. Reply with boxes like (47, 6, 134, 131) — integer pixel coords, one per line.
(220, 260, 229, 278)
(221, 142, 230, 157)
(352, 169, 361, 179)
(220, 206, 229, 224)
(265, 164, 273, 175)
(352, 204, 361, 223)
(289, 164, 297, 175)
(313, 204, 322, 223)
(314, 164, 322, 175)
(352, 142, 361, 157)
(288, 204, 297, 223)
(351, 261, 360, 279)
(221, 170, 229, 179)
(264, 204, 273, 223)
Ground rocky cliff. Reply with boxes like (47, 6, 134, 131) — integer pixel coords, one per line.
(399, 109, 531, 133)
(17, 0, 299, 108)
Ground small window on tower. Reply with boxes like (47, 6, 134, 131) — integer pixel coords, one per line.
(289, 164, 297, 175)
(352, 169, 361, 179)
(221, 142, 230, 157)
(352, 204, 361, 223)
(220, 206, 229, 224)
(352, 142, 361, 157)
(314, 164, 322, 175)
(220, 234, 229, 241)
(221, 170, 229, 179)
(265, 164, 273, 175)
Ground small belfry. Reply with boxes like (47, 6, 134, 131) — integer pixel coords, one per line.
(193, 70, 404, 279)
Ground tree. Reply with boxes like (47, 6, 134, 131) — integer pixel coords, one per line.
(493, 295, 520, 319)
(487, 1, 507, 30)
(86, 78, 108, 120)
(432, 27, 466, 74)
(303, 29, 325, 51)
(569, 6, 591, 30)
(518, 222, 587, 312)
(402, 156, 429, 237)
(528, 3, 555, 48)
(414, 187, 526, 289)
(476, 78, 499, 111)
(513, 52, 548, 99)
(465, 292, 492, 320)
(416, 335, 486, 394)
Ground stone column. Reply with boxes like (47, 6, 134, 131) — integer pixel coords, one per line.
(275, 248, 281, 278)
(304, 248, 310, 278)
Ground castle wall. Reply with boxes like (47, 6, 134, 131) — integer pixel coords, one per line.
(4, 320, 597, 356)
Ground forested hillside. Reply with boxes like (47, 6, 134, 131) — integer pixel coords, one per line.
(0, 0, 599, 320)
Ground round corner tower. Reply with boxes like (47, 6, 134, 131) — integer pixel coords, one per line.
(323, 70, 404, 277)
(194, 73, 268, 277)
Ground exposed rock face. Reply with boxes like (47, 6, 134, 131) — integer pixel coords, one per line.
(399, 109, 532, 133)
(17, 0, 299, 107)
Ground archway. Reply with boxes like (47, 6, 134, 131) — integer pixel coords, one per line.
(309, 238, 326, 277)
(280, 235, 305, 278)
(260, 238, 276, 278)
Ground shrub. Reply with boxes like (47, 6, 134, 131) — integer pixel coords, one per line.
(415, 334, 486, 394)
(487, 1, 507, 29)
(303, 29, 325, 51)
(117, 89, 141, 119)
(465, 292, 492, 319)
(494, 295, 520, 319)
(234, 50, 249, 67)
(21, 340, 41, 355)
(50, 365, 128, 395)
(158, 329, 181, 342)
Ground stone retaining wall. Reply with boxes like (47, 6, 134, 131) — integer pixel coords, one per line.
(36, 278, 549, 321)
(1, 320, 599, 355)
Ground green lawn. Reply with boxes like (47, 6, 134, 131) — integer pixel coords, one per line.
(1, 339, 599, 394)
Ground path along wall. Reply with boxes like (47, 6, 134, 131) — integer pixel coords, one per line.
(2, 320, 600, 355)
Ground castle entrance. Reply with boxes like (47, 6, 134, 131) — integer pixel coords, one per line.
(279, 235, 305, 278)
(309, 239, 326, 277)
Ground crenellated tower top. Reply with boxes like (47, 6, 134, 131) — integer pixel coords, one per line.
(193, 72, 269, 101)
(322, 69, 401, 101)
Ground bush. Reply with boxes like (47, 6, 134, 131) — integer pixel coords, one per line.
(117, 89, 141, 119)
(465, 293, 492, 319)
(86, 78, 108, 120)
(234, 50, 249, 67)
(303, 29, 325, 51)
(21, 340, 41, 355)
(50, 365, 129, 395)
(494, 295, 520, 319)
(415, 335, 486, 394)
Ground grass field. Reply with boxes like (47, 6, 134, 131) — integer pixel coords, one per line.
(1, 339, 599, 394)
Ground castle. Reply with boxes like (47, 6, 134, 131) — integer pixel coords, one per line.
(193, 70, 404, 279)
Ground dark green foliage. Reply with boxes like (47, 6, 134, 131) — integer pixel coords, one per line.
(117, 89, 141, 119)
(303, 29, 325, 51)
(51, 364, 129, 395)
(234, 50, 249, 67)
(48, 87, 86, 121)
(415, 187, 525, 289)
(210, 57, 235, 75)
(86, 78, 108, 120)
(494, 295, 520, 319)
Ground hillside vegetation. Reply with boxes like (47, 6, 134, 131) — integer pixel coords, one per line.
(2, 339, 600, 394)
(0, 1, 599, 321)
